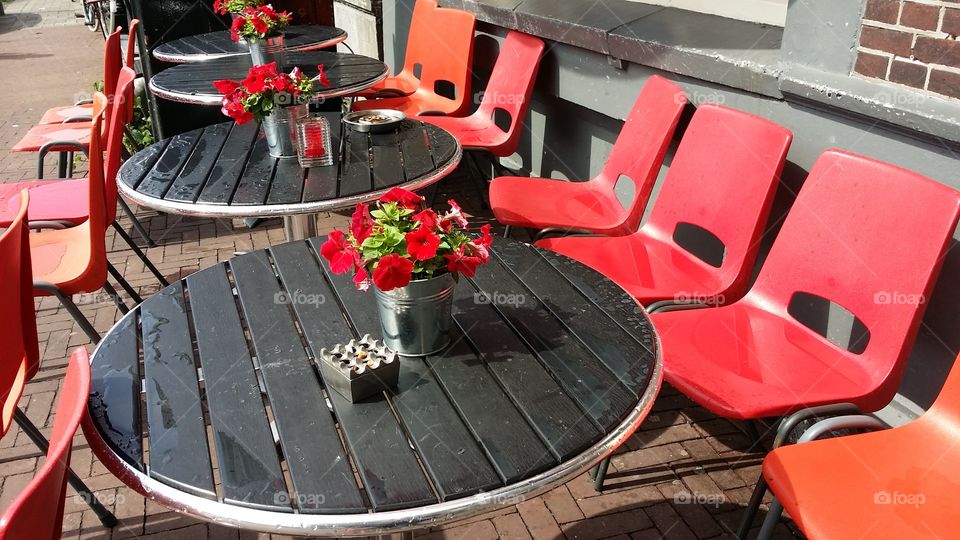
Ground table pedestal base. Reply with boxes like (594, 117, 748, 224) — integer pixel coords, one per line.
(284, 214, 318, 241)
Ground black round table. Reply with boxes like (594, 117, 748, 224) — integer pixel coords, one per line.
(148, 51, 388, 105)
(82, 236, 662, 537)
(152, 25, 348, 63)
(116, 112, 461, 240)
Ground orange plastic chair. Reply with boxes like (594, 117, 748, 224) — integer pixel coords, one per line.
(30, 93, 126, 344)
(353, 0, 476, 116)
(489, 75, 687, 236)
(0, 192, 34, 435)
(0, 348, 112, 539)
(745, 355, 960, 538)
(35, 23, 134, 126)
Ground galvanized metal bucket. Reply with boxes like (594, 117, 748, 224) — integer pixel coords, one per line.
(374, 273, 457, 356)
(261, 104, 303, 158)
(247, 35, 285, 66)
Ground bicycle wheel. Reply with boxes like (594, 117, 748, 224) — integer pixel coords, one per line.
(97, 0, 112, 39)
(82, 0, 101, 32)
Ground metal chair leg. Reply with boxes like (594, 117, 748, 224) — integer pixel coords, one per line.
(100, 281, 129, 315)
(111, 221, 168, 286)
(35, 283, 101, 344)
(593, 456, 611, 492)
(57, 151, 68, 179)
(117, 198, 156, 247)
(503, 225, 512, 238)
(13, 409, 118, 528)
(736, 475, 768, 539)
(757, 498, 784, 540)
(106, 262, 143, 304)
(464, 152, 491, 209)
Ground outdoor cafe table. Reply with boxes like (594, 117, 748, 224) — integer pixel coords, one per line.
(152, 25, 348, 63)
(116, 113, 461, 240)
(82, 236, 662, 537)
(148, 51, 387, 105)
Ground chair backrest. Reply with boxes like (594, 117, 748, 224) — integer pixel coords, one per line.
(103, 27, 123, 100)
(104, 68, 138, 224)
(0, 191, 35, 436)
(749, 149, 960, 410)
(125, 19, 140, 69)
(84, 94, 110, 285)
(642, 104, 792, 299)
(474, 31, 544, 157)
(0, 347, 91, 540)
(594, 76, 687, 233)
(400, 0, 475, 114)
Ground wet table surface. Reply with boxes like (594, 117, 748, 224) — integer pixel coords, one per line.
(116, 113, 461, 218)
(152, 25, 348, 63)
(149, 51, 388, 105)
(84, 236, 661, 535)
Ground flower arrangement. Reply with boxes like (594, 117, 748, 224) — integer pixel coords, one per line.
(229, 4, 291, 42)
(320, 188, 493, 292)
(213, 62, 329, 124)
(213, 0, 262, 15)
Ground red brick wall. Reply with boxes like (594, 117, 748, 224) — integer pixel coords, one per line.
(855, 0, 960, 100)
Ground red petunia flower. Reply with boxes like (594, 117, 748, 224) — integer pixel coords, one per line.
(350, 203, 374, 243)
(316, 64, 331, 87)
(320, 230, 359, 274)
(353, 266, 371, 291)
(405, 226, 441, 261)
(250, 15, 269, 35)
(213, 79, 241, 94)
(380, 187, 423, 210)
(373, 254, 414, 291)
(213, 0, 224, 15)
(221, 90, 253, 124)
(229, 16, 245, 41)
(442, 199, 469, 229)
(412, 209, 439, 230)
(242, 62, 277, 93)
(444, 247, 484, 277)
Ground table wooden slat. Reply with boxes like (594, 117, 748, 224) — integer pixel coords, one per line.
(185, 265, 289, 511)
(87, 314, 143, 470)
(451, 284, 603, 460)
(301, 112, 342, 203)
(495, 242, 652, 396)
(138, 130, 201, 199)
(425, 333, 557, 483)
(120, 138, 169, 190)
(267, 158, 306, 204)
(338, 129, 373, 197)
(140, 284, 216, 498)
(231, 136, 276, 205)
(165, 123, 232, 203)
(196, 122, 259, 205)
(370, 131, 403, 188)
(398, 121, 435, 180)
(467, 245, 636, 430)
(424, 123, 457, 166)
(230, 250, 367, 514)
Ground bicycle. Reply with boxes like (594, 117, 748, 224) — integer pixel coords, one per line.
(75, 0, 111, 39)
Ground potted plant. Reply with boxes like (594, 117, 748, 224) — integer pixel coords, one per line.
(229, 4, 292, 65)
(320, 188, 493, 356)
(213, 0, 263, 19)
(214, 62, 330, 158)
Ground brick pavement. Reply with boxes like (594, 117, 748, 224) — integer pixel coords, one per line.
(0, 0, 802, 537)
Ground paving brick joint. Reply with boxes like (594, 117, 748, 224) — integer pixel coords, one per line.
(0, 0, 803, 537)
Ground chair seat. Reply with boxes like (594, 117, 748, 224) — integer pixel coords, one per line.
(651, 303, 877, 419)
(535, 233, 726, 305)
(419, 115, 513, 157)
(11, 123, 92, 153)
(37, 104, 93, 125)
(355, 72, 419, 98)
(0, 180, 91, 227)
(489, 176, 631, 235)
(30, 223, 96, 293)
(353, 88, 460, 116)
(764, 419, 960, 539)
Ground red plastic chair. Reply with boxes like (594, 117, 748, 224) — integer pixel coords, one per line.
(352, 0, 476, 116)
(488, 75, 687, 236)
(35, 24, 129, 125)
(0, 192, 34, 435)
(0, 348, 96, 540)
(418, 31, 544, 157)
(650, 150, 960, 422)
(536, 104, 793, 306)
(0, 68, 166, 291)
(747, 354, 960, 538)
